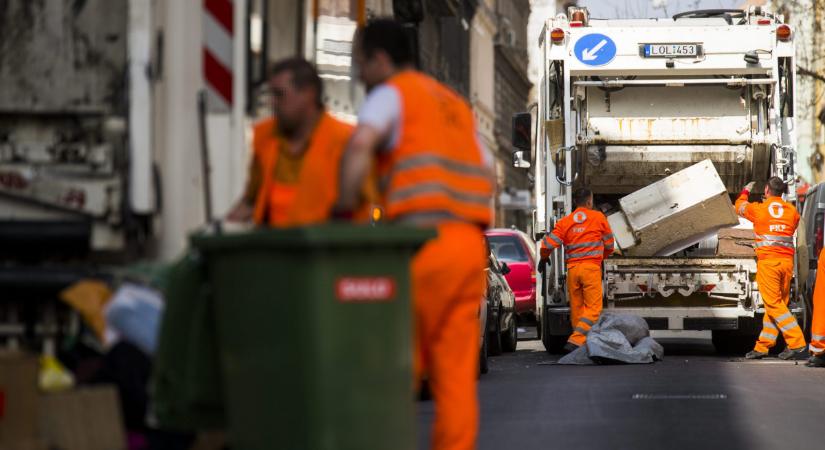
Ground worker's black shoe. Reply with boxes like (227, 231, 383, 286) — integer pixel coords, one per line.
(563, 343, 580, 354)
(778, 346, 808, 360)
(744, 350, 768, 360)
(806, 354, 825, 368)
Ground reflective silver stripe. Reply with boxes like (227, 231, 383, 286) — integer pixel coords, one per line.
(602, 233, 614, 240)
(388, 182, 490, 206)
(548, 234, 563, 246)
(565, 240, 602, 250)
(812, 333, 825, 341)
(762, 321, 777, 330)
(574, 326, 590, 335)
(393, 154, 491, 178)
(580, 317, 595, 326)
(565, 250, 603, 260)
(380, 154, 491, 189)
(776, 312, 793, 323)
(755, 234, 794, 243)
(759, 331, 778, 341)
(779, 320, 800, 332)
(753, 241, 794, 249)
(809, 345, 825, 355)
(738, 202, 748, 215)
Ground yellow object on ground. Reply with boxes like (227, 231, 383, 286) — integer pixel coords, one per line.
(40, 354, 75, 392)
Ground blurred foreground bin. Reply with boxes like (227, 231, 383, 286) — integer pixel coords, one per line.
(190, 225, 433, 450)
(151, 252, 225, 431)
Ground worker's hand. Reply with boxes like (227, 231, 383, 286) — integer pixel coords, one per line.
(226, 201, 253, 223)
(743, 181, 756, 193)
(539, 247, 551, 259)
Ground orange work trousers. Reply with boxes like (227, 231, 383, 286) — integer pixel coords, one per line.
(567, 262, 603, 347)
(412, 222, 486, 450)
(810, 249, 825, 355)
(754, 258, 806, 353)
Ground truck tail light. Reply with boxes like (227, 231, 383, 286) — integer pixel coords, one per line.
(757, 18, 771, 25)
(550, 28, 565, 44)
(777, 24, 792, 41)
(531, 268, 537, 284)
(701, 284, 717, 292)
(570, 10, 587, 27)
(815, 212, 824, 258)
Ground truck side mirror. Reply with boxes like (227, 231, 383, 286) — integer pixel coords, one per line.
(512, 112, 532, 153)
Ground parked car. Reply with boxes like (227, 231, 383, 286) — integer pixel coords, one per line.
(798, 183, 825, 334)
(479, 295, 489, 374)
(485, 229, 537, 320)
(484, 251, 518, 357)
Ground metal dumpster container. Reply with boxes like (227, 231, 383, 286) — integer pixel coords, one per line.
(190, 225, 433, 450)
(608, 159, 739, 256)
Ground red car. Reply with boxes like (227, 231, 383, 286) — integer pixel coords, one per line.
(485, 229, 537, 319)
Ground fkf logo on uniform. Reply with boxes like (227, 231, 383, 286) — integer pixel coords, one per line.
(768, 202, 787, 232)
(573, 211, 587, 233)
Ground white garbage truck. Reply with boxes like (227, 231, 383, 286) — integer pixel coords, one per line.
(513, 6, 808, 353)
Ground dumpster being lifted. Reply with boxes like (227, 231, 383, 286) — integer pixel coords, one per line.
(153, 225, 433, 450)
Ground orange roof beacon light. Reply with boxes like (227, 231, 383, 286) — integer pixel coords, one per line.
(776, 24, 792, 41)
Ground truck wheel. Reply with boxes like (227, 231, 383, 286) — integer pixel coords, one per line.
(502, 316, 518, 353)
(479, 331, 489, 375)
(540, 312, 567, 354)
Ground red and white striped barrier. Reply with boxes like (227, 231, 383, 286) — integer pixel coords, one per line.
(203, 0, 233, 112)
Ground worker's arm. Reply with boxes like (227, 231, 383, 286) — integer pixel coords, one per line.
(335, 125, 385, 213)
(334, 85, 399, 215)
(226, 143, 263, 222)
(539, 221, 565, 260)
(734, 181, 756, 222)
(601, 216, 615, 258)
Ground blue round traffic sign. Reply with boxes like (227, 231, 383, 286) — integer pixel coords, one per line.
(574, 33, 616, 66)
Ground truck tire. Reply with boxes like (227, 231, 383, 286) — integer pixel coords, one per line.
(502, 315, 518, 353)
(540, 311, 567, 354)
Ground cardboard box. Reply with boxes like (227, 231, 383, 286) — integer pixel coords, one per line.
(0, 352, 40, 445)
(39, 386, 126, 450)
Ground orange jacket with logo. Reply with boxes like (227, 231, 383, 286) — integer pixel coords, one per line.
(251, 112, 354, 226)
(540, 207, 614, 267)
(734, 193, 799, 261)
(378, 70, 493, 228)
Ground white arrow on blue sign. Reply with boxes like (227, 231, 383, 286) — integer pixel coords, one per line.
(574, 33, 616, 66)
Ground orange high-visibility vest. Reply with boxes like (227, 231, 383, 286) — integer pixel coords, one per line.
(541, 207, 615, 267)
(735, 193, 799, 260)
(378, 71, 493, 228)
(251, 112, 354, 226)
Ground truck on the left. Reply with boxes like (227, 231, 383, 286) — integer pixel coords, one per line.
(0, 0, 255, 349)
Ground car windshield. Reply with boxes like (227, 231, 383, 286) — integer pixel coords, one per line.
(487, 235, 528, 262)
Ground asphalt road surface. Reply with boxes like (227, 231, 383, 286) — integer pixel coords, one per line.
(417, 327, 825, 450)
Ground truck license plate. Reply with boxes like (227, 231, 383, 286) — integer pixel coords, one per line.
(642, 43, 701, 58)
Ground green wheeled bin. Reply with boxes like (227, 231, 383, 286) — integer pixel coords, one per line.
(151, 251, 225, 431)
(191, 225, 434, 450)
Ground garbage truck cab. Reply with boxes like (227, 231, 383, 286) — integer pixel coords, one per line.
(518, 6, 805, 353)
